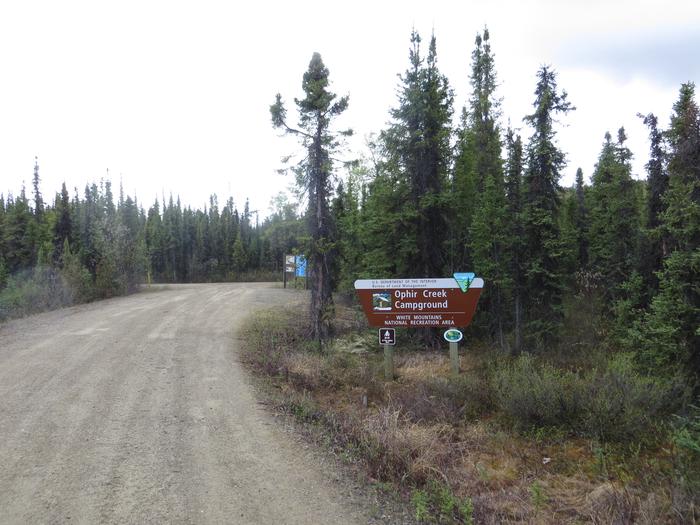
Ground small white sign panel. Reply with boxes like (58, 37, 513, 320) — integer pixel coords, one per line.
(379, 328, 396, 346)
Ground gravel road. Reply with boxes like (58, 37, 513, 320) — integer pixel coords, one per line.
(0, 283, 369, 524)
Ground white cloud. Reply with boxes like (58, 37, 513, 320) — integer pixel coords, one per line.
(0, 0, 697, 212)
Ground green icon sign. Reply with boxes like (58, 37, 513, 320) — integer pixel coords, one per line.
(453, 272, 475, 293)
(443, 329, 463, 343)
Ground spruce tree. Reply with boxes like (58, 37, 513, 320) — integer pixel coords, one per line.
(463, 28, 508, 347)
(271, 52, 351, 341)
(330, 179, 346, 291)
(32, 157, 44, 218)
(574, 167, 588, 268)
(53, 182, 72, 264)
(146, 199, 165, 281)
(332, 166, 364, 292)
(452, 109, 477, 269)
(3, 189, 34, 272)
(104, 179, 116, 220)
(521, 66, 574, 347)
(505, 129, 525, 353)
(28, 157, 50, 263)
(357, 157, 407, 277)
(636, 83, 700, 380)
(588, 129, 640, 302)
(382, 31, 453, 279)
(559, 187, 580, 282)
(637, 112, 668, 297)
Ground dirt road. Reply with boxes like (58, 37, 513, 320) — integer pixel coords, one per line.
(0, 283, 369, 524)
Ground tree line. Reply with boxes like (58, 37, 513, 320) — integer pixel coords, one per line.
(0, 172, 305, 318)
(273, 29, 699, 387)
(1, 27, 698, 388)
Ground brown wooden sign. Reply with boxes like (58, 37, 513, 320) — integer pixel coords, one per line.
(354, 277, 484, 328)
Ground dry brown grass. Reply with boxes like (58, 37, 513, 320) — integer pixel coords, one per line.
(361, 407, 454, 483)
(240, 304, 696, 524)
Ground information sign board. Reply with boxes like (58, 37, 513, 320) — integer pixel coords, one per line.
(284, 255, 296, 273)
(295, 256, 307, 277)
(355, 275, 483, 328)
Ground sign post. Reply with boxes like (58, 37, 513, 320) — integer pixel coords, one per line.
(450, 342, 459, 376)
(283, 255, 296, 289)
(444, 328, 464, 377)
(384, 344, 394, 380)
(355, 275, 483, 380)
(295, 255, 307, 289)
(379, 328, 396, 380)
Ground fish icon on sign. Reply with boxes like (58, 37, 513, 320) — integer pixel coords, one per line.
(379, 328, 395, 346)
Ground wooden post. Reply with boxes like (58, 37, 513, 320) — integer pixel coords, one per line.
(384, 344, 394, 381)
(449, 341, 460, 377)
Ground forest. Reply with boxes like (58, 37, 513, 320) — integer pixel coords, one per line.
(0, 172, 306, 318)
(1, 28, 698, 387)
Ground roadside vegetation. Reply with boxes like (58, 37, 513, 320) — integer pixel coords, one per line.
(252, 30, 699, 522)
(241, 300, 699, 524)
(0, 172, 296, 321)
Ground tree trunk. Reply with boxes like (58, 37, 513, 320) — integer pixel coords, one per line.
(513, 291, 522, 355)
(309, 124, 333, 343)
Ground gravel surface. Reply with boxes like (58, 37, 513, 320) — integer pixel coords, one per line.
(0, 283, 372, 524)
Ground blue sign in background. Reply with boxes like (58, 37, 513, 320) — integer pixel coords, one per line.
(295, 256, 306, 277)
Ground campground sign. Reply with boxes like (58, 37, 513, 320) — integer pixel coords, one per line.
(354, 274, 484, 328)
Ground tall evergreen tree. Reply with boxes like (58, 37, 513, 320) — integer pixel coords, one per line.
(453, 29, 500, 271)
(463, 28, 508, 347)
(637, 112, 668, 296)
(521, 66, 574, 347)
(53, 182, 72, 264)
(146, 199, 165, 281)
(452, 109, 477, 270)
(271, 52, 351, 341)
(104, 179, 116, 220)
(332, 167, 365, 292)
(504, 128, 525, 353)
(383, 31, 453, 279)
(357, 153, 407, 277)
(635, 83, 700, 380)
(574, 167, 588, 268)
(32, 157, 44, 218)
(3, 189, 34, 273)
(588, 129, 640, 302)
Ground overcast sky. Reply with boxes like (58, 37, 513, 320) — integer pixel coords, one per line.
(1, 0, 698, 215)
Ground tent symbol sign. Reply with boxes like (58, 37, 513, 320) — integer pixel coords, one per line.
(379, 328, 396, 346)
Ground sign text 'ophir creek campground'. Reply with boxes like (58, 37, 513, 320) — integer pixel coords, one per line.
(354, 274, 484, 328)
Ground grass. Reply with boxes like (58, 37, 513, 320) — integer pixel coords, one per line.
(239, 300, 699, 524)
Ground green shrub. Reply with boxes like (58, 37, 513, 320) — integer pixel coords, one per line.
(582, 354, 687, 442)
(529, 480, 547, 512)
(493, 354, 585, 431)
(411, 489, 430, 522)
(672, 404, 700, 496)
(0, 267, 80, 321)
(411, 481, 475, 523)
(493, 353, 688, 443)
